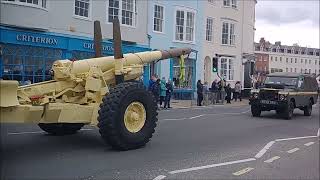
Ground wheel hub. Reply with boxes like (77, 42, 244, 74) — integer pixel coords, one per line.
(124, 102, 146, 133)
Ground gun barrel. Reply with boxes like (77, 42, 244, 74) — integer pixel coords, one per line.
(61, 48, 191, 75)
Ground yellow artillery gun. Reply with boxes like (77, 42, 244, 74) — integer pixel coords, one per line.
(0, 19, 191, 150)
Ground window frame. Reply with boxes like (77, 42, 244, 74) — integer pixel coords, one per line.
(221, 20, 236, 46)
(1, 0, 48, 10)
(206, 17, 214, 42)
(220, 57, 234, 80)
(173, 6, 197, 44)
(153, 3, 165, 33)
(106, 0, 137, 28)
(73, 0, 92, 21)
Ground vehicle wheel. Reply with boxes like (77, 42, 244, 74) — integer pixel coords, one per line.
(283, 101, 294, 120)
(98, 82, 158, 150)
(303, 100, 312, 116)
(38, 123, 84, 135)
(251, 105, 261, 117)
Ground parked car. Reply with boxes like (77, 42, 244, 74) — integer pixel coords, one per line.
(249, 73, 318, 119)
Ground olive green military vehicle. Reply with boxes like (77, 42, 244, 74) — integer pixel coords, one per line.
(249, 73, 318, 119)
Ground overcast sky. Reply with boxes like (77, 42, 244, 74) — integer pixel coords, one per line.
(255, 0, 320, 48)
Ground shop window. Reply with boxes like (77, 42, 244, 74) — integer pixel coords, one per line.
(172, 58, 194, 89)
(1, 44, 62, 84)
(220, 57, 234, 80)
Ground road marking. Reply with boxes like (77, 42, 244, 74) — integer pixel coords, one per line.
(168, 158, 256, 174)
(233, 167, 255, 176)
(189, 114, 205, 119)
(304, 142, 315, 146)
(153, 175, 166, 180)
(275, 136, 318, 142)
(162, 110, 250, 122)
(8, 131, 45, 135)
(162, 118, 187, 121)
(8, 128, 95, 135)
(287, 148, 299, 153)
(255, 141, 275, 159)
(264, 156, 280, 163)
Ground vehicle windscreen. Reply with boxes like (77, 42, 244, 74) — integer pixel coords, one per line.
(264, 76, 298, 87)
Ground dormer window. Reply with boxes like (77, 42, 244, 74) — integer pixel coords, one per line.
(272, 48, 276, 52)
(280, 49, 284, 53)
(287, 49, 291, 53)
(260, 45, 264, 51)
(276, 46, 280, 52)
(298, 49, 302, 54)
(295, 50, 299, 54)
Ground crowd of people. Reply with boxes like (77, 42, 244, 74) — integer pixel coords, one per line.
(148, 75, 173, 110)
(197, 79, 242, 106)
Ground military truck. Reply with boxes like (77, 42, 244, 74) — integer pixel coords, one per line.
(249, 73, 318, 119)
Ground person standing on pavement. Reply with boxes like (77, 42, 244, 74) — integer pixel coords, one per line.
(203, 82, 209, 106)
(164, 79, 173, 109)
(159, 77, 167, 108)
(234, 81, 242, 102)
(220, 79, 226, 104)
(148, 75, 156, 91)
(211, 79, 218, 104)
(151, 78, 160, 109)
(197, 80, 204, 106)
(225, 83, 232, 104)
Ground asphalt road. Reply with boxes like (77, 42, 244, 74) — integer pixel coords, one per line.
(1, 103, 319, 180)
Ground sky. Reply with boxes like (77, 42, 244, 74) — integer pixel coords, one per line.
(255, 0, 320, 48)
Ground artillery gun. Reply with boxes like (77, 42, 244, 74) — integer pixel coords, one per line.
(0, 19, 191, 150)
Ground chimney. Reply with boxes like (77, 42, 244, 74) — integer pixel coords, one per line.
(275, 41, 281, 46)
(259, 37, 265, 44)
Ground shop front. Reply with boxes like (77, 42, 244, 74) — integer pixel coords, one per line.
(170, 49, 198, 100)
(0, 26, 150, 85)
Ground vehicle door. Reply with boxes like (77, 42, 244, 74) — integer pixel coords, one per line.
(295, 76, 305, 107)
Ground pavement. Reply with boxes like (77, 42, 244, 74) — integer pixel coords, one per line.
(1, 103, 319, 180)
(170, 99, 249, 109)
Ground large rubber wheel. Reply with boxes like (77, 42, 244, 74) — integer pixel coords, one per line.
(303, 100, 312, 116)
(283, 101, 294, 120)
(251, 105, 261, 117)
(38, 123, 84, 135)
(98, 82, 158, 150)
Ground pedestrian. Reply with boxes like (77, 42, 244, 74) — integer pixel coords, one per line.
(203, 82, 209, 106)
(234, 81, 242, 102)
(151, 78, 160, 109)
(219, 79, 226, 104)
(211, 79, 218, 104)
(164, 79, 173, 109)
(197, 80, 204, 106)
(225, 83, 232, 104)
(159, 77, 167, 108)
(148, 75, 156, 91)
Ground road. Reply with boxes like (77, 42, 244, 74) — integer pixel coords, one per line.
(1, 103, 319, 180)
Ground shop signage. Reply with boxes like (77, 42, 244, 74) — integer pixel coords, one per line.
(83, 43, 114, 52)
(16, 34, 58, 45)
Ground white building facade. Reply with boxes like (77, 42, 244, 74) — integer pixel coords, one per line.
(255, 40, 320, 76)
(202, 0, 256, 87)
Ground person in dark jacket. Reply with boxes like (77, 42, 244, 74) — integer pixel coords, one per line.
(225, 83, 232, 104)
(164, 79, 173, 109)
(151, 79, 160, 108)
(148, 75, 156, 91)
(211, 79, 218, 104)
(197, 80, 204, 106)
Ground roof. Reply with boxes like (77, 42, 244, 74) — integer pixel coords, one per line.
(267, 72, 315, 78)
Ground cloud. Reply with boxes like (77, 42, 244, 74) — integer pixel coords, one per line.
(256, 0, 319, 26)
